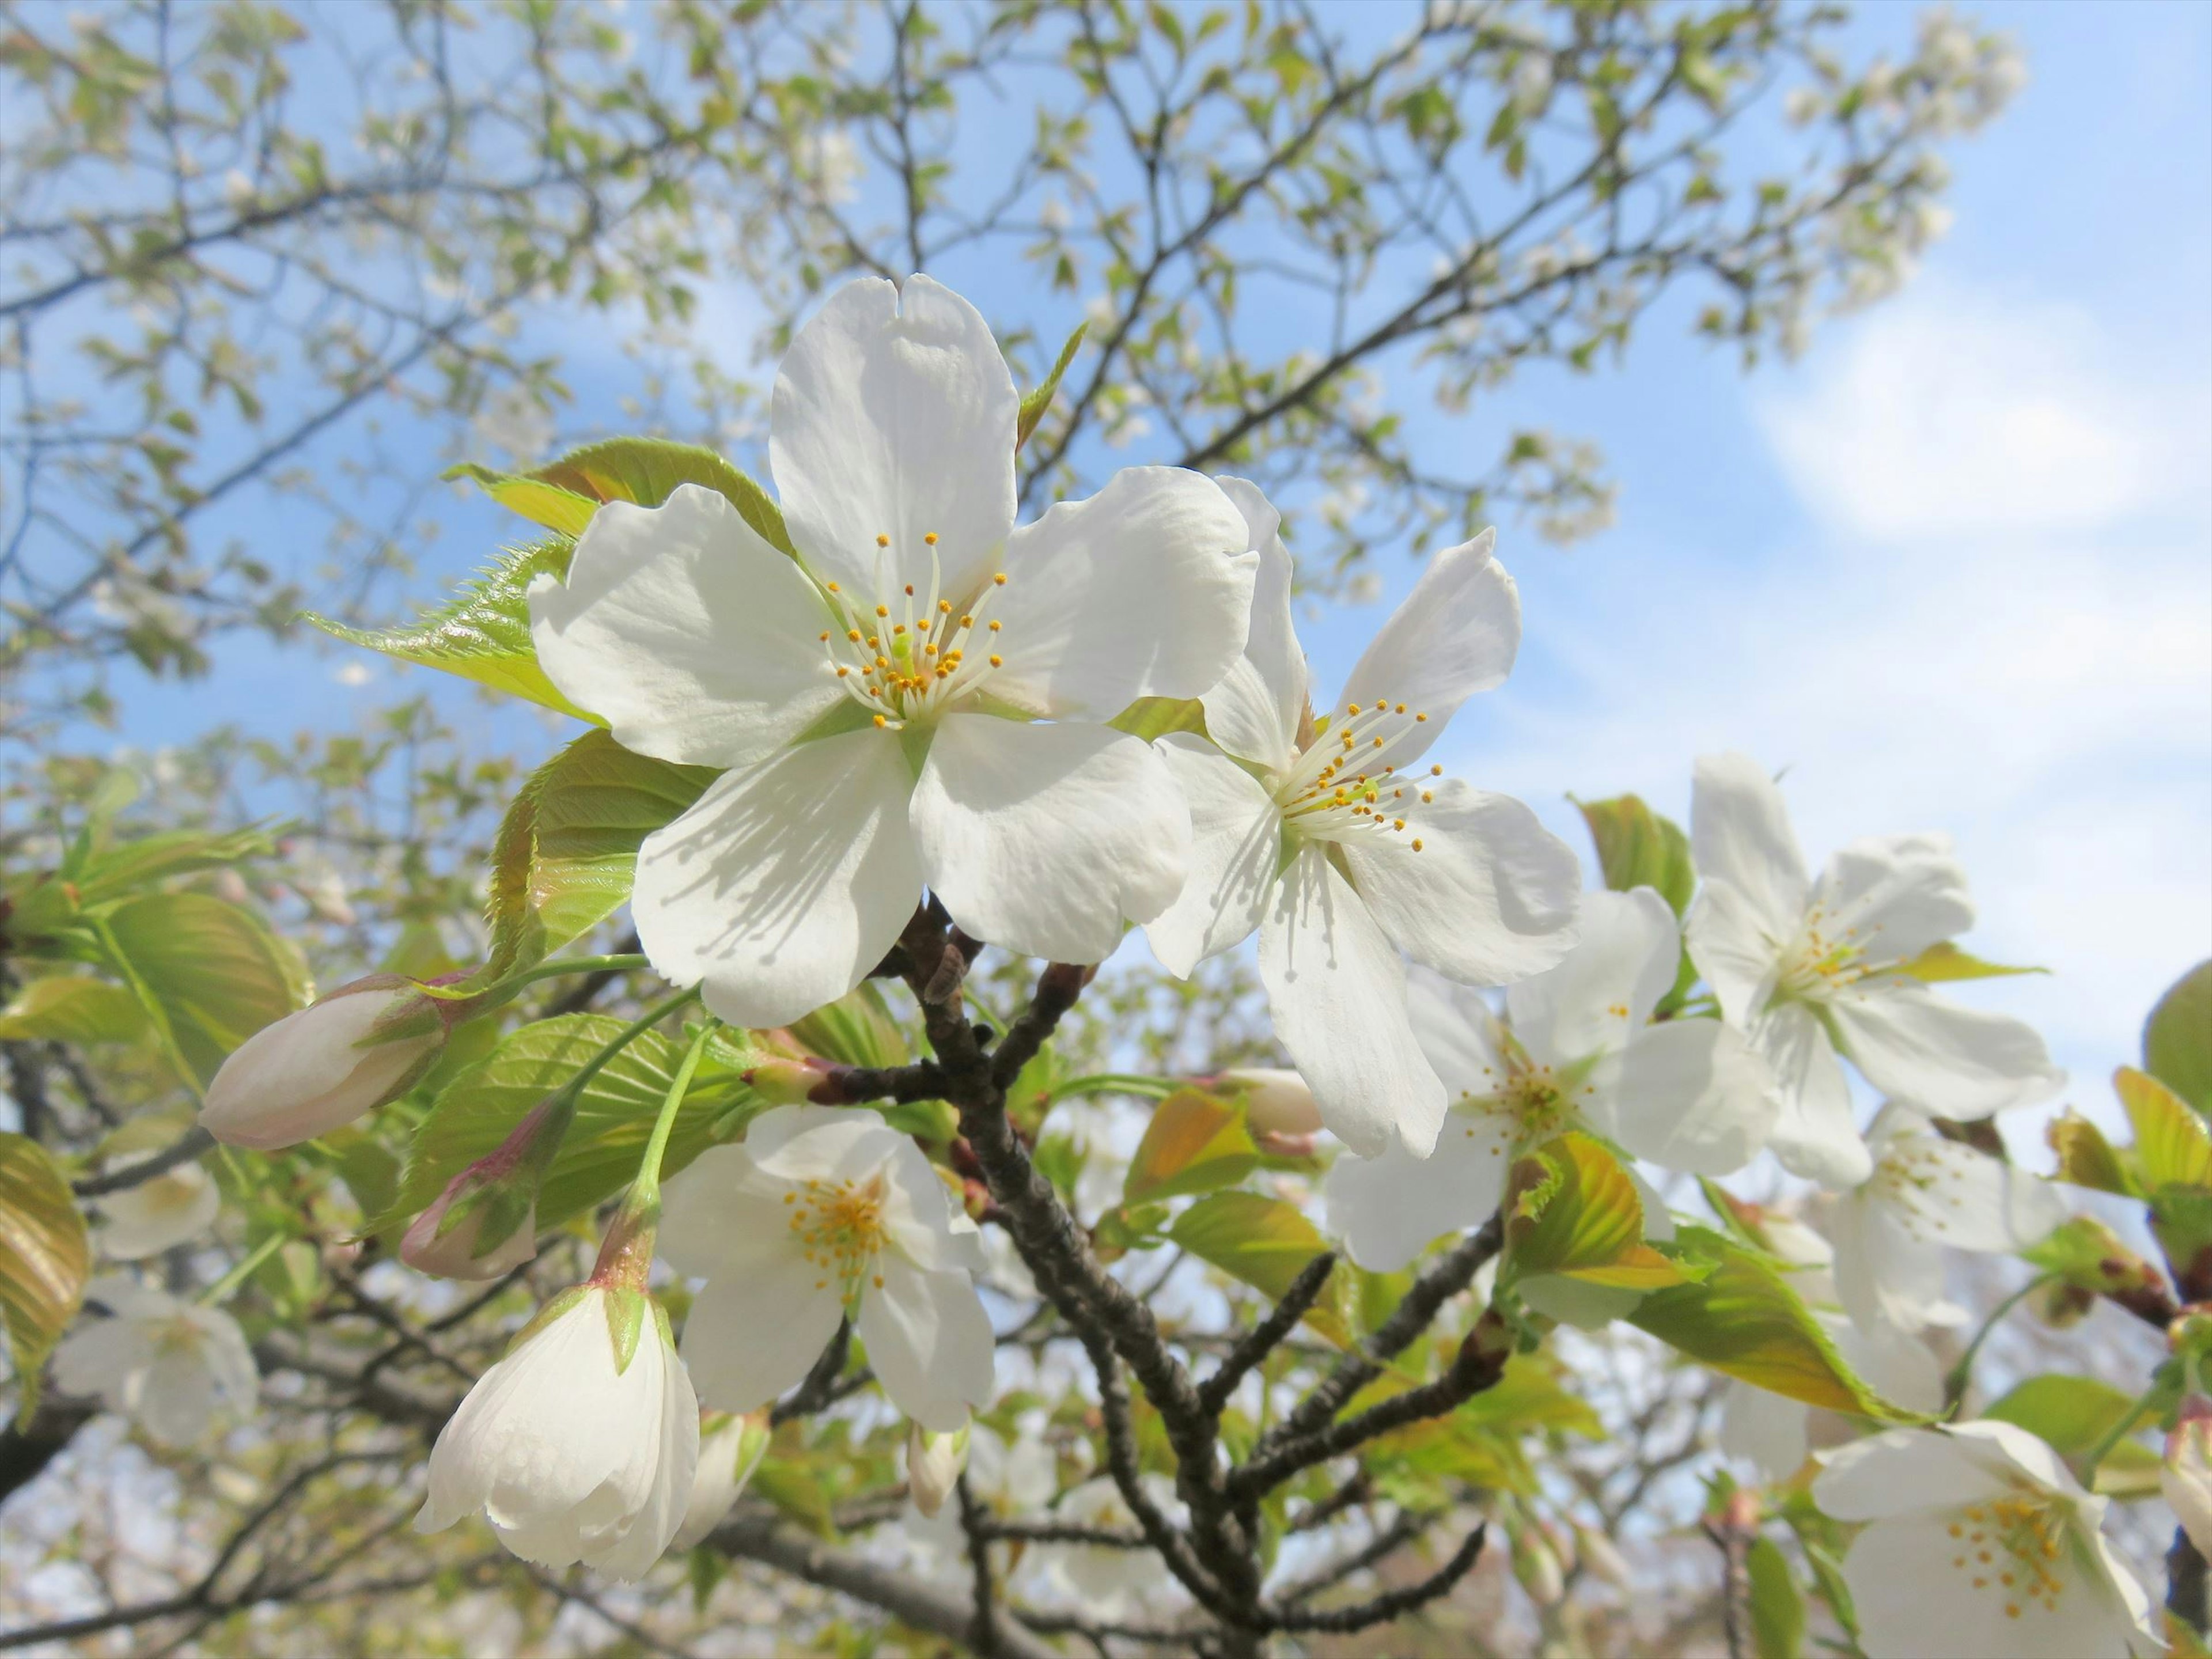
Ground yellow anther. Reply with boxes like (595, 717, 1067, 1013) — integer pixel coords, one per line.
(835, 666, 850, 678)
(993, 572, 1007, 585)
(904, 584, 915, 596)
(1396, 702, 1407, 713)
(819, 630, 831, 642)
(873, 714, 887, 727)
(847, 628, 862, 641)
(925, 532, 938, 546)
(988, 619, 1002, 631)
(876, 604, 889, 617)
(876, 534, 889, 547)
(1414, 712, 1427, 722)
(989, 654, 1003, 667)
(960, 613, 974, 626)
(1393, 819, 1406, 830)
(826, 581, 840, 592)
(1431, 764, 1443, 775)
(893, 623, 907, 635)
(938, 599, 952, 613)
(1347, 702, 1361, 714)
(1411, 839, 1424, 851)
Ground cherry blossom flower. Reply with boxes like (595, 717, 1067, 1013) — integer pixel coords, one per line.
(530, 275, 1256, 1027)
(199, 975, 448, 1150)
(415, 1283, 698, 1579)
(1812, 1421, 2157, 1658)
(1324, 889, 1774, 1269)
(91, 1155, 218, 1259)
(1828, 1103, 2069, 1334)
(671, 1410, 772, 1550)
(1685, 752, 2062, 1187)
(661, 1105, 993, 1431)
(51, 1277, 257, 1447)
(1145, 479, 1580, 1156)
(905, 1418, 969, 1518)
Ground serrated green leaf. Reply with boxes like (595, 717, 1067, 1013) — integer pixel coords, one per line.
(1984, 1373, 2163, 1497)
(1017, 323, 1086, 449)
(525, 437, 795, 556)
(789, 982, 909, 1070)
(0, 1132, 90, 1425)
(1747, 1534, 1806, 1659)
(444, 464, 601, 536)
(1890, 941, 2046, 983)
(1573, 793, 1694, 916)
(0, 975, 147, 1046)
(385, 1014, 760, 1232)
(484, 729, 715, 976)
(306, 539, 591, 719)
(1124, 1089, 1257, 1206)
(1169, 1190, 1350, 1346)
(2046, 1112, 2139, 1198)
(1504, 1133, 1681, 1290)
(1630, 1226, 1925, 1420)
(2147, 961, 2212, 1115)
(101, 893, 310, 1084)
(2119, 1066, 2212, 1188)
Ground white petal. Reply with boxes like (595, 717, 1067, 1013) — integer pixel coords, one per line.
(856, 1254, 995, 1432)
(1874, 1130, 2071, 1254)
(661, 1145, 800, 1278)
(1683, 878, 1784, 1028)
(985, 467, 1255, 721)
(1258, 844, 1446, 1158)
(588, 1331, 698, 1578)
(128, 1342, 218, 1446)
(1835, 1318, 1944, 1415)
(1945, 1419, 2093, 1499)
(1829, 1195, 1956, 1334)
(1199, 478, 1306, 771)
(680, 1258, 847, 1414)
(632, 728, 921, 1029)
(97, 1164, 219, 1259)
(1336, 530, 1518, 768)
(1600, 1017, 1777, 1176)
(1812, 1426, 2013, 1520)
(1753, 1002, 1872, 1187)
(1338, 781, 1580, 986)
(1505, 888, 1677, 1066)
(51, 1317, 152, 1409)
(1842, 1512, 2133, 1659)
(1690, 753, 1810, 938)
(1142, 736, 1283, 976)
(770, 275, 1018, 599)
(529, 484, 839, 768)
(1324, 1126, 1508, 1272)
(1406, 967, 1512, 1096)
(911, 715, 1188, 961)
(1830, 982, 2062, 1119)
(1719, 1380, 1809, 1481)
(1812, 833, 1975, 967)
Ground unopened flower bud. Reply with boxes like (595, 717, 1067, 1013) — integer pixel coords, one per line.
(2166, 1395, 2212, 1556)
(401, 1099, 565, 1281)
(1576, 1522, 1635, 1592)
(906, 1418, 971, 1519)
(1218, 1068, 1323, 1152)
(199, 976, 451, 1150)
(673, 1409, 773, 1549)
(1511, 1527, 1564, 1606)
(742, 1053, 847, 1105)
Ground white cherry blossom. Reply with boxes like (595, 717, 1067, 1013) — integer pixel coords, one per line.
(662, 1105, 993, 1432)
(531, 276, 1256, 1027)
(1828, 1103, 2069, 1335)
(671, 1410, 771, 1550)
(1685, 752, 2062, 1188)
(91, 1156, 219, 1259)
(1813, 1421, 2158, 1658)
(1324, 889, 1775, 1270)
(415, 1285, 698, 1579)
(51, 1277, 258, 1446)
(1145, 479, 1581, 1156)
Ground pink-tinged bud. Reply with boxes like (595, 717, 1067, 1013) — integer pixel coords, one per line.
(199, 976, 450, 1150)
(401, 1098, 567, 1281)
(2166, 1395, 2212, 1555)
(1218, 1069, 1324, 1142)
(743, 1053, 850, 1105)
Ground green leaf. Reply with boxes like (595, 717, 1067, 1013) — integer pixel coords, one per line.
(1107, 696, 1207, 741)
(101, 893, 310, 1084)
(1891, 941, 2047, 983)
(0, 1132, 90, 1426)
(442, 464, 602, 536)
(1630, 1226, 1925, 1420)
(1746, 1535, 1806, 1659)
(1169, 1190, 1350, 1346)
(72, 824, 274, 904)
(2147, 961, 2212, 1115)
(484, 729, 715, 975)
(386, 1014, 760, 1232)
(1124, 1089, 1258, 1206)
(1984, 1373, 2162, 1497)
(0, 975, 147, 1046)
(2119, 1066, 2212, 1188)
(305, 539, 592, 719)
(2046, 1112, 2140, 1198)
(789, 982, 909, 1070)
(1572, 794, 1694, 916)
(525, 437, 796, 556)
(1016, 323, 1086, 449)
(1504, 1133, 1681, 1290)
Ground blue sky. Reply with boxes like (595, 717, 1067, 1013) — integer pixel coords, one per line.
(90, 1, 2211, 1149)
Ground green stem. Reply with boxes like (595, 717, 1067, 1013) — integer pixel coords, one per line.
(2081, 1381, 2162, 1486)
(422, 952, 652, 1003)
(1942, 1270, 2058, 1416)
(557, 984, 702, 1108)
(198, 1230, 289, 1306)
(628, 1018, 719, 1215)
(1055, 1073, 1176, 1101)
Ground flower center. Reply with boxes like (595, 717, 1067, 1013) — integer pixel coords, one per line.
(1274, 699, 1439, 852)
(1867, 1139, 1967, 1240)
(817, 534, 1010, 730)
(1773, 904, 1874, 1004)
(787, 1172, 892, 1300)
(1446, 1050, 1597, 1160)
(1944, 1486, 2075, 1620)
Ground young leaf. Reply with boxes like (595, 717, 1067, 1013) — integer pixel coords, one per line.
(1889, 941, 2046, 983)
(1016, 322, 1086, 449)
(1503, 1133, 1681, 1290)
(1107, 696, 1207, 741)
(524, 437, 796, 557)
(304, 539, 592, 719)
(1984, 1373, 2164, 1497)
(101, 893, 310, 1084)
(2118, 1066, 2212, 1189)
(1745, 1534, 1806, 1659)
(442, 465, 601, 536)
(1630, 1226, 1925, 1421)
(789, 983, 909, 1070)
(1124, 1088, 1259, 1207)
(0, 1132, 90, 1426)
(0, 975, 148, 1046)
(1168, 1190, 1351, 1346)
(2046, 1112, 2140, 1198)
(2146, 960, 2212, 1115)
(71, 824, 274, 905)
(1571, 793, 1695, 916)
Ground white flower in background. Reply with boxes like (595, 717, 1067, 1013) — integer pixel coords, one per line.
(92, 1156, 219, 1259)
(1145, 480, 1580, 1157)
(532, 275, 1255, 1028)
(1215, 1067, 1323, 1154)
(199, 976, 448, 1150)
(1828, 1104, 2068, 1335)
(1812, 1421, 2157, 1658)
(906, 1418, 970, 1518)
(51, 1277, 257, 1447)
(1685, 753, 2062, 1188)
(906, 1421, 1056, 1570)
(671, 1410, 772, 1550)
(2164, 1396, 2212, 1559)
(415, 1285, 698, 1580)
(1721, 1314, 1942, 1481)
(1325, 889, 1774, 1270)
(662, 1105, 994, 1431)
(1034, 1475, 1178, 1609)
